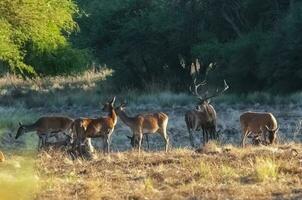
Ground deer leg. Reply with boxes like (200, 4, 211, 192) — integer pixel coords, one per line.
(88, 138, 95, 153)
(205, 129, 209, 143)
(106, 135, 111, 154)
(102, 136, 107, 154)
(241, 130, 249, 148)
(188, 128, 195, 148)
(41, 134, 47, 149)
(214, 127, 219, 140)
(202, 128, 205, 146)
(213, 127, 217, 140)
(138, 132, 143, 154)
(145, 134, 150, 150)
(37, 136, 42, 150)
(208, 128, 212, 140)
(263, 130, 268, 144)
(164, 134, 169, 152)
(159, 129, 169, 152)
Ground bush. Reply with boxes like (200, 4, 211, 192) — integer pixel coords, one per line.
(26, 46, 92, 76)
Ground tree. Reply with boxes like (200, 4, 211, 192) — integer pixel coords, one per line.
(0, 0, 79, 76)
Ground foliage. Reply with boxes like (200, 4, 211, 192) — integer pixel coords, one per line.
(25, 45, 92, 75)
(0, 0, 85, 75)
(73, 0, 302, 93)
(1, 0, 302, 93)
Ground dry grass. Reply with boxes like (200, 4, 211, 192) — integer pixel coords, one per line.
(0, 69, 113, 91)
(0, 68, 113, 108)
(31, 143, 302, 200)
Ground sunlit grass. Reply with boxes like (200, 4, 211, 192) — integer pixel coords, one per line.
(0, 152, 40, 200)
(253, 157, 280, 182)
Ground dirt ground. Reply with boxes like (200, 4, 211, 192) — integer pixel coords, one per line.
(9, 102, 301, 152)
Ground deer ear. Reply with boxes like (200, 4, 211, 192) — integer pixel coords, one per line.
(110, 96, 116, 105)
(19, 122, 22, 126)
(121, 101, 127, 107)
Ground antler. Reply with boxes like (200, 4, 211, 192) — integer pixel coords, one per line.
(188, 60, 212, 98)
(189, 78, 207, 98)
(198, 80, 229, 102)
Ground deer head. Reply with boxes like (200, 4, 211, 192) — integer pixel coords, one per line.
(15, 122, 25, 139)
(102, 96, 116, 112)
(115, 102, 127, 115)
(265, 125, 279, 144)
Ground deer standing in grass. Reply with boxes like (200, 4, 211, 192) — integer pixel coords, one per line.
(70, 118, 95, 158)
(73, 97, 117, 154)
(240, 111, 279, 147)
(185, 80, 229, 147)
(15, 116, 74, 149)
(183, 60, 229, 147)
(115, 103, 169, 153)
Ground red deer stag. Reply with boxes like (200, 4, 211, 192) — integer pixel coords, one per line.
(15, 116, 74, 149)
(185, 79, 229, 147)
(240, 111, 279, 147)
(73, 97, 117, 154)
(115, 103, 169, 153)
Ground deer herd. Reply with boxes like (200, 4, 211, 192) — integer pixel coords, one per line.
(11, 80, 281, 159)
(2, 62, 282, 159)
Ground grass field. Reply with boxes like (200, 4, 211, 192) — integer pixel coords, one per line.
(1, 143, 301, 199)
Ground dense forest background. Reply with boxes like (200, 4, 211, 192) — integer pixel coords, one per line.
(1, 0, 302, 93)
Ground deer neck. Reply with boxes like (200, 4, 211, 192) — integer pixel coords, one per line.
(108, 108, 117, 125)
(23, 123, 38, 132)
(118, 110, 134, 127)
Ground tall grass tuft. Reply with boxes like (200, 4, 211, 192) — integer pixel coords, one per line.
(144, 177, 154, 192)
(198, 161, 213, 181)
(253, 157, 279, 182)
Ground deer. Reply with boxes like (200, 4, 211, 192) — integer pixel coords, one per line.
(240, 111, 279, 147)
(71, 118, 95, 158)
(115, 102, 169, 153)
(15, 116, 74, 149)
(72, 97, 117, 154)
(185, 79, 229, 147)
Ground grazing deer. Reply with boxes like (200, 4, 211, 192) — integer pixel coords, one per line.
(115, 103, 169, 153)
(185, 79, 229, 147)
(0, 151, 5, 162)
(240, 111, 279, 147)
(73, 97, 117, 154)
(15, 116, 74, 149)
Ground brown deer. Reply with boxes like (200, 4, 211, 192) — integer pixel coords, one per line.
(73, 97, 117, 154)
(115, 103, 169, 153)
(240, 111, 279, 147)
(185, 79, 229, 147)
(15, 116, 74, 149)
(71, 118, 95, 158)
